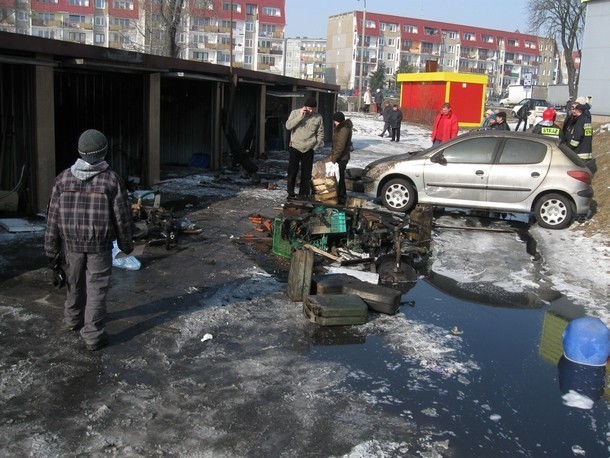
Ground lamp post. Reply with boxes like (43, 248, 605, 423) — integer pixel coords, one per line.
(357, 0, 366, 112)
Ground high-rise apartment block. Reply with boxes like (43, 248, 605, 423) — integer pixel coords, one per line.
(0, 0, 287, 74)
(284, 37, 326, 82)
(326, 11, 559, 96)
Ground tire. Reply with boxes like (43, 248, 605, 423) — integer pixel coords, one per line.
(380, 178, 417, 212)
(534, 193, 574, 229)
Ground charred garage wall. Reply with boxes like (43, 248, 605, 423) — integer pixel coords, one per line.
(0, 32, 339, 214)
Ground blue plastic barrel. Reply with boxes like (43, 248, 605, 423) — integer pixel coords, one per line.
(562, 316, 610, 366)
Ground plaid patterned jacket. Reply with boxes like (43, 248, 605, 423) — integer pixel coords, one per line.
(44, 167, 133, 256)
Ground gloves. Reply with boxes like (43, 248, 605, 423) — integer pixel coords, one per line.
(48, 254, 66, 290)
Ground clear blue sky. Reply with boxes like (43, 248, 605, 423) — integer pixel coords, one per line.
(284, 0, 530, 38)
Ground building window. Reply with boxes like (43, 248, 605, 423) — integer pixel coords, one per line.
(245, 39, 252, 48)
(68, 0, 89, 5)
(482, 34, 493, 43)
(508, 39, 517, 46)
(193, 51, 209, 60)
(403, 25, 417, 34)
(95, 33, 104, 43)
(463, 32, 475, 41)
(378, 37, 385, 46)
(389, 23, 397, 32)
(95, 16, 105, 25)
(68, 32, 86, 42)
(380, 22, 386, 31)
(262, 7, 280, 16)
(402, 40, 412, 49)
(113, 0, 133, 10)
(447, 31, 457, 39)
(385, 67, 393, 75)
(37, 30, 55, 38)
(364, 20, 375, 28)
(69, 14, 86, 24)
(95, 0, 105, 7)
(223, 2, 240, 12)
(424, 27, 437, 36)
(246, 4, 256, 15)
(387, 38, 395, 46)
(112, 17, 130, 27)
(387, 53, 394, 61)
(245, 22, 254, 31)
(245, 55, 252, 64)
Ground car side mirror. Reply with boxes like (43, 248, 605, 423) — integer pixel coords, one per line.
(430, 152, 447, 165)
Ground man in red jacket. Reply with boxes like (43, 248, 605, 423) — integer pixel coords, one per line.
(431, 102, 459, 145)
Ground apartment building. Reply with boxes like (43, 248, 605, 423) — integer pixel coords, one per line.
(0, 0, 287, 74)
(284, 37, 325, 82)
(326, 10, 559, 97)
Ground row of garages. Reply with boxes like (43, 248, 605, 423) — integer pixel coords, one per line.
(0, 32, 339, 213)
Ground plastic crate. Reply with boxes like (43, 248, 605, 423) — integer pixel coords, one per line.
(329, 211, 346, 233)
(272, 218, 300, 258)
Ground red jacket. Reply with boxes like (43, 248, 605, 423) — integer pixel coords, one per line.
(431, 111, 459, 142)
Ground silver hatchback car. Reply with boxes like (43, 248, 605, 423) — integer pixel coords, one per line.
(361, 130, 593, 229)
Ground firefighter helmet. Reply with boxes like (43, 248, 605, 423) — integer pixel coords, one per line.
(542, 107, 556, 122)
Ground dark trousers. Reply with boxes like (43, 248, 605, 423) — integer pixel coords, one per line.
(380, 122, 390, 136)
(287, 147, 314, 196)
(515, 118, 528, 132)
(391, 127, 400, 142)
(65, 250, 112, 345)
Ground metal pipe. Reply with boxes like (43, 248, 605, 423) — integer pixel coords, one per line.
(357, 0, 366, 111)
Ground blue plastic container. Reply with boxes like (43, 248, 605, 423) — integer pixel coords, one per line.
(562, 316, 610, 366)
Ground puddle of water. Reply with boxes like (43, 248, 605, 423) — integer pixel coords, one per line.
(308, 279, 610, 457)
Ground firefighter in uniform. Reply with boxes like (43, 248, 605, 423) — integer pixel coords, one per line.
(531, 108, 561, 139)
(563, 103, 595, 173)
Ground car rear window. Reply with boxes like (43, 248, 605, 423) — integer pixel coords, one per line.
(499, 138, 547, 164)
(442, 137, 497, 164)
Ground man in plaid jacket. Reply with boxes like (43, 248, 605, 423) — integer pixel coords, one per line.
(44, 129, 133, 351)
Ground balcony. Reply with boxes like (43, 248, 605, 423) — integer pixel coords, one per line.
(258, 47, 270, 54)
(258, 63, 270, 70)
(269, 48, 283, 55)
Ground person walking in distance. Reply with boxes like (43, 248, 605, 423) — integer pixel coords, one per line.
(379, 101, 392, 137)
(374, 88, 383, 114)
(431, 102, 459, 144)
(362, 87, 372, 113)
(389, 104, 403, 142)
(44, 129, 134, 351)
(285, 96, 325, 198)
(515, 101, 531, 132)
(324, 111, 353, 205)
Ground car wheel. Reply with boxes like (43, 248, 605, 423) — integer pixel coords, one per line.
(380, 178, 416, 212)
(534, 193, 574, 229)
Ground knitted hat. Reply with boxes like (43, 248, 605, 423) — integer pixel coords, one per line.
(496, 111, 507, 119)
(489, 114, 497, 120)
(332, 111, 345, 122)
(78, 129, 107, 164)
(485, 109, 494, 115)
(574, 104, 586, 112)
(303, 96, 317, 108)
(575, 96, 587, 105)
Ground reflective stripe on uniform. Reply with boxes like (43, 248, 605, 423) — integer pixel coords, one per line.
(539, 127, 560, 138)
(569, 139, 580, 148)
(578, 152, 593, 160)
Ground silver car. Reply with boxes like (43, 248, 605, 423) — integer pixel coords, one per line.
(361, 130, 593, 229)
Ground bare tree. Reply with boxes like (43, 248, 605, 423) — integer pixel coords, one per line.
(527, 0, 586, 99)
(136, 0, 213, 58)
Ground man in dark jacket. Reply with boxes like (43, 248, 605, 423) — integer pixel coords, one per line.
(374, 89, 383, 114)
(389, 105, 404, 142)
(379, 102, 392, 137)
(45, 129, 133, 351)
(515, 101, 530, 132)
(324, 111, 353, 204)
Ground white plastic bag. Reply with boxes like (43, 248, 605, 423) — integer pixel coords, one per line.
(112, 240, 142, 271)
(325, 162, 340, 181)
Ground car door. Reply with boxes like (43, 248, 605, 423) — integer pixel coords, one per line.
(422, 137, 498, 204)
(486, 137, 551, 205)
